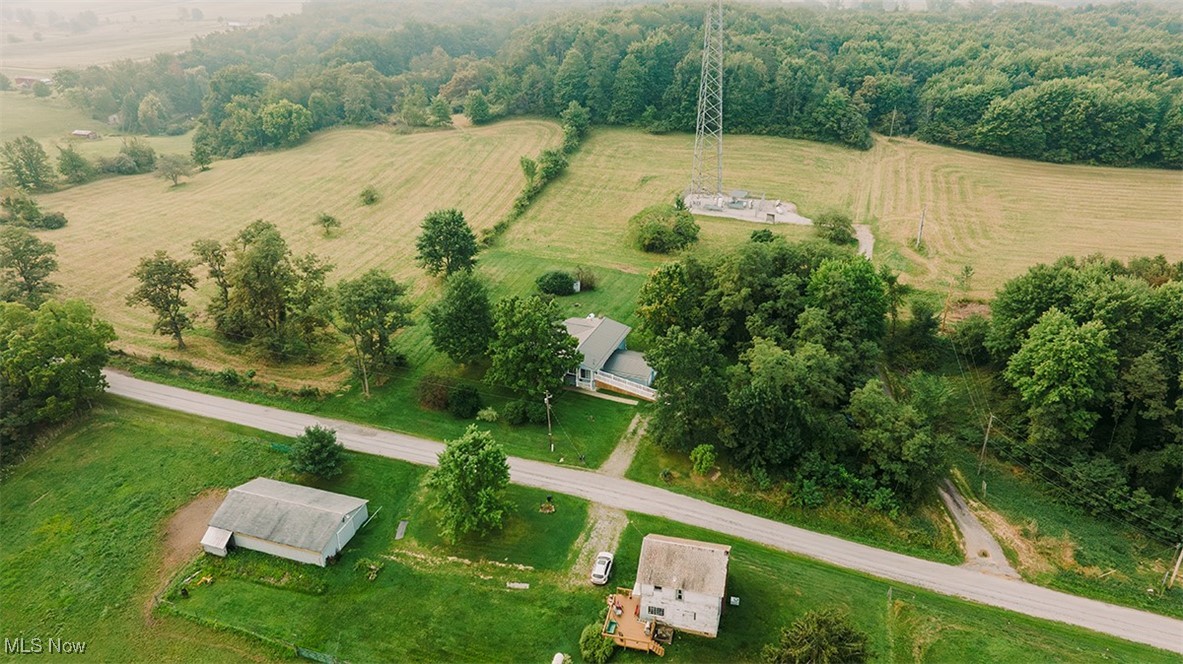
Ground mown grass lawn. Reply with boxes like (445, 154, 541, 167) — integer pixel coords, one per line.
(625, 436, 963, 565)
(614, 515, 1178, 664)
(2, 400, 1175, 663)
(0, 398, 291, 662)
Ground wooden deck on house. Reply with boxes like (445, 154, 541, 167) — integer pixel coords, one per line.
(602, 588, 665, 656)
(593, 371, 657, 402)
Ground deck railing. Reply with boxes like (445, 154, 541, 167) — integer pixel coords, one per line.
(593, 371, 657, 402)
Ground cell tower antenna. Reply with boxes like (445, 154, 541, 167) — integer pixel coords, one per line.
(690, 0, 724, 199)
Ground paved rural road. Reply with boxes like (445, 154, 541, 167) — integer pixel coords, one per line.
(104, 371, 1183, 654)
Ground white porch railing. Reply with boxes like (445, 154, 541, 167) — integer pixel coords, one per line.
(593, 370, 658, 402)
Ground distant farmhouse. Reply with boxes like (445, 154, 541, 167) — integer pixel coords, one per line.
(564, 315, 656, 402)
(634, 534, 731, 638)
(13, 76, 52, 89)
(201, 478, 369, 566)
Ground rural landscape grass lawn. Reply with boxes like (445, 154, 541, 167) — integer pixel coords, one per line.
(0, 1, 302, 77)
(625, 435, 963, 564)
(115, 355, 638, 468)
(30, 120, 1177, 392)
(2, 398, 1175, 663)
(613, 515, 1178, 664)
(948, 445, 1183, 619)
(504, 127, 1181, 298)
(0, 398, 292, 662)
(0, 92, 193, 159)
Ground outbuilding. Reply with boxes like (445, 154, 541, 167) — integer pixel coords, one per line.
(633, 534, 731, 638)
(70, 129, 98, 139)
(201, 478, 369, 566)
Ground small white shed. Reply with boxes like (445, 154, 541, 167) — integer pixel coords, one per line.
(633, 534, 731, 638)
(201, 478, 369, 566)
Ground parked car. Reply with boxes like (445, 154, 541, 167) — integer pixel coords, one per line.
(590, 551, 614, 585)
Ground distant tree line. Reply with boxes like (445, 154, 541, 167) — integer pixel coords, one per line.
(46, 1, 1181, 167)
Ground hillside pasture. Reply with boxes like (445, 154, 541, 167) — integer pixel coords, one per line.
(0, 2, 302, 78)
(39, 120, 561, 383)
(0, 92, 193, 160)
(858, 137, 1183, 296)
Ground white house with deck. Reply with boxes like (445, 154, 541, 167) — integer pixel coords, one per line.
(633, 534, 731, 638)
(563, 315, 656, 402)
(201, 478, 369, 566)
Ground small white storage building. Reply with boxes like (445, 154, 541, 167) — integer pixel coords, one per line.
(633, 534, 731, 638)
(201, 478, 369, 566)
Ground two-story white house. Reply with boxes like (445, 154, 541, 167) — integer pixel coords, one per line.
(632, 534, 732, 638)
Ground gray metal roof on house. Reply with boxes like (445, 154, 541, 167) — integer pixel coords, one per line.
(636, 534, 731, 597)
(602, 349, 653, 384)
(564, 316, 631, 372)
(209, 478, 368, 552)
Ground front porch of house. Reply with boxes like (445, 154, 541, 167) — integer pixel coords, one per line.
(601, 588, 669, 656)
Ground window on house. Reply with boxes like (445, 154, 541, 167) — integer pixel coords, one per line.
(675, 589, 683, 601)
(648, 606, 665, 617)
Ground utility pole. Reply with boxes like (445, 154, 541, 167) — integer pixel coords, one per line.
(977, 413, 994, 477)
(1168, 543, 1183, 590)
(544, 391, 554, 453)
(888, 105, 897, 139)
(915, 205, 927, 248)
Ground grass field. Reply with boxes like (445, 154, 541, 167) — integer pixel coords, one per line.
(626, 436, 963, 565)
(39, 120, 563, 383)
(512, 128, 1181, 298)
(3, 402, 1174, 663)
(948, 445, 1183, 619)
(0, 91, 193, 159)
(0, 2, 302, 78)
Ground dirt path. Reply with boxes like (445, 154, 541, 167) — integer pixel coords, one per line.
(855, 224, 875, 259)
(598, 414, 647, 477)
(567, 503, 628, 587)
(939, 480, 1019, 579)
(145, 489, 225, 619)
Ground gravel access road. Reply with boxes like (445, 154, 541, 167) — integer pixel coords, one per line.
(105, 370, 1183, 654)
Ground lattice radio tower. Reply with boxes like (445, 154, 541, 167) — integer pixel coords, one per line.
(689, 0, 724, 198)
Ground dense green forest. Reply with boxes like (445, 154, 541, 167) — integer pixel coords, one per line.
(49, 1, 1182, 167)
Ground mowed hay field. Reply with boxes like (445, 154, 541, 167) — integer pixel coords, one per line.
(0, 1, 303, 77)
(857, 137, 1183, 296)
(39, 120, 560, 383)
(507, 128, 1181, 298)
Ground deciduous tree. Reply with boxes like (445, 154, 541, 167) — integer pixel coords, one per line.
(647, 326, 729, 451)
(56, 144, 96, 184)
(334, 269, 412, 396)
(0, 227, 58, 306)
(486, 295, 580, 398)
(0, 300, 115, 460)
(427, 425, 510, 542)
(1, 136, 55, 191)
(126, 251, 197, 349)
(289, 425, 344, 479)
(425, 270, 493, 365)
(415, 208, 478, 277)
(155, 153, 193, 186)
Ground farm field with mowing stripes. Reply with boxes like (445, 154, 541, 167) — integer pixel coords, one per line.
(857, 137, 1183, 297)
(39, 120, 562, 384)
(32, 121, 1179, 387)
(505, 128, 1181, 297)
(0, 1, 302, 78)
